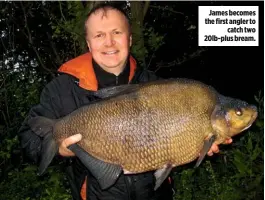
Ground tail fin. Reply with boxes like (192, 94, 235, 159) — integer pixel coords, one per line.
(38, 133, 58, 175)
(28, 116, 55, 137)
(28, 116, 58, 175)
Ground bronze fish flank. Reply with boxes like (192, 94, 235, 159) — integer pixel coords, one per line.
(28, 78, 258, 190)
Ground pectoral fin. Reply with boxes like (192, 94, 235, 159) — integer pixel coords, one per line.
(194, 134, 217, 168)
(68, 144, 123, 190)
(154, 164, 173, 190)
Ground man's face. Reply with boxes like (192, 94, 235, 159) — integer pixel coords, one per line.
(85, 9, 132, 74)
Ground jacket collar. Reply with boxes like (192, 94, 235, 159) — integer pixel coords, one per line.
(92, 57, 130, 89)
(58, 52, 137, 91)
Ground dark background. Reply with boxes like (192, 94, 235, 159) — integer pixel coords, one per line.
(145, 1, 264, 104)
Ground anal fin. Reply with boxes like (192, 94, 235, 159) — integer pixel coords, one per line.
(68, 144, 123, 190)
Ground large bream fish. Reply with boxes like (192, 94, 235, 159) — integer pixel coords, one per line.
(28, 78, 258, 191)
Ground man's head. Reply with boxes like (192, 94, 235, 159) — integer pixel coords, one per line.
(85, 3, 132, 75)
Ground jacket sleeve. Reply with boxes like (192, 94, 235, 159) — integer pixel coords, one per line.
(18, 82, 61, 164)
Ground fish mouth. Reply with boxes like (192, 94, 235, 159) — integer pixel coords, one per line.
(241, 123, 253, 132)
(240, 111, 258, 132)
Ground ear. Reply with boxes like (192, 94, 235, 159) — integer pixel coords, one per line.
(86, 40, 91, 51)
(129, 35, 132, 47)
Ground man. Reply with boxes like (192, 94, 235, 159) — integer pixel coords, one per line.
(18, 3, 232, 200)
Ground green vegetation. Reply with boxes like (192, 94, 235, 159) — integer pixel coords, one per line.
(0, 1, 263, 199)
(173, 93, 263, 200)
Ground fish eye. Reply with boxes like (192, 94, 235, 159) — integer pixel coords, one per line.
(235, 108, 243, 116)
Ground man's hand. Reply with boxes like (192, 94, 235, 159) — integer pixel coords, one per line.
(207, 138, 233, 156)
(58, 134, 82, 157)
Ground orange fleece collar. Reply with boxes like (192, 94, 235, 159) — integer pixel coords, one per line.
(58, 52, 137, 91)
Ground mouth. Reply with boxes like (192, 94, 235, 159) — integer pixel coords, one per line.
(241, 123, 253, 132)
(241, 111, 258, 132)
(102, 50, 119, 55)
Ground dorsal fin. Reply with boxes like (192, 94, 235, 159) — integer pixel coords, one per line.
(94, 84, 140, 99)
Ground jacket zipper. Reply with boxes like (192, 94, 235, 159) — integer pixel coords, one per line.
(116, 76, 118, 85)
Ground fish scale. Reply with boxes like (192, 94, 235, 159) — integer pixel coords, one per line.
(29, 78, 258, 191)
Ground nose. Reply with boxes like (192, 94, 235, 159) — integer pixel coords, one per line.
(104, 33, 115, 47)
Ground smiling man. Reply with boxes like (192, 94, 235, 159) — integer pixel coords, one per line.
(18, 2, 230, 200)
(85, 7, 132, 75)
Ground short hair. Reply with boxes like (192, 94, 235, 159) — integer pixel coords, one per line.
(84, 2, 131, 38)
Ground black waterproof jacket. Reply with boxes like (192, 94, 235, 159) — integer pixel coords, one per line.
(18, 53, 174, 200)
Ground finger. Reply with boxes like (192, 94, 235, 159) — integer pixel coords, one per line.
(63, 134, 82, 147)
(59, 134, 82, 157)
(207, 151, 213, 156)
(225, 138, 233, 144)
(213, 148, 219, 153)
(207, 144, 219, 156)
(211, 143, 219, 153)
(59, 147, 75, 157)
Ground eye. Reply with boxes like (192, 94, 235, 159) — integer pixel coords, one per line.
(235, 108, 243, 116)
(95, 33, 104, 38)
(113, 31, 121, 35)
